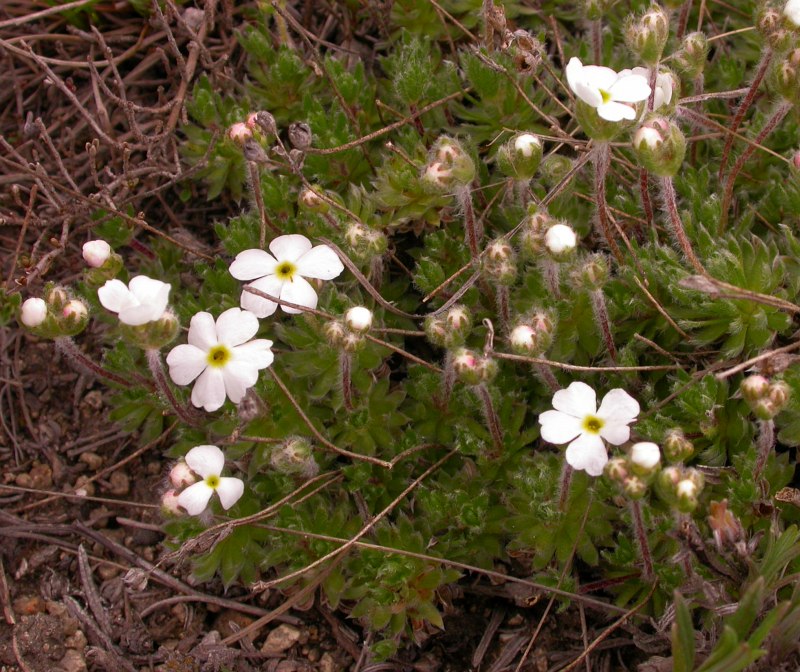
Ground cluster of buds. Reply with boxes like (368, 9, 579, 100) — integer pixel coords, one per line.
(632, 116, 687, 177)
(496, 132, 543, 181)
(519, 210, 578, 261)
(605, 441, 662, 499)
(425, 305, 473, 349)
(82, 239, 123, 285)
(740, 374, 790, 420)
(343, 222, 388, 264)
(19, 285, 89, 338)
(270, 437, 319, 478)
(624, 4, 670, 66)
(421, 136, 475, 192)
(769, 47, 800, 105)
(508, 310, 556, 356)
(657, 464, 705, 513)
(227, 111, 278, 163)
(672, 32, 710, 79)
(483, 239, 518, 285)
(662, 428, 695, 462)
(452, 348, 497, 386)
(161, 459, 198, 516)
(325, 306, 374, 352)
(757, 5, 796, 52)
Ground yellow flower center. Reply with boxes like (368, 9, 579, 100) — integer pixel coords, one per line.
(599, 89, 612, 104)
(276, 261, 296, 280)
(205, 475, 220, 489)
(582, 415, 605, 434)
(207, 345, 231, 367)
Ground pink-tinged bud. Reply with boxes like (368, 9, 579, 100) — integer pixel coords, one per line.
(421, 161, 453, 191)
(344, 306, 373, 333)
(453, 348, 481, 386)
(228, 122, 252, 145)
(604, 456, 628, 482)
(634, 126, 663, 151)
(62, 300, 88, 322)
(509, 325, 538, 355)
(245, 112, 259, 130)
(82, 240, 112, 268)
(20, 298, 47, 328)
(793, 151, 800, 170)
(445, 305, 472, 335)
(298, 185, 330, 214)
(740, 375, 770, 402)
(161, 489, 183, 516)
(169, 461, 197, 489)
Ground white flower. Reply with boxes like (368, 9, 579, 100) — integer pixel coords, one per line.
(566, 57, 651, 122)
(20, 298, 47, 327)
(345, 306, 373, 333)
(785, 0, 800, 27)
(229, 234, 344, 318)
(514, 133, 541, 157)
(545, 223, 577, 257)
(166, 307, 273, 412)
(82, 240, 111, 268)
(630, 442, 661, 470)
(98, 276, 171, 326)
(538, 381, 640, 476)
(177, 445, 244, 515)
(625, 67, 674, 110)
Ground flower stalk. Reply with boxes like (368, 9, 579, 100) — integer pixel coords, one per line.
(455, 185, 482, 259)
(659, 176, 705, 273)
(630, 498, 655, 582)
(592, 143, 623, 263)
(476, 383, 504, 456)
(340, 352, 354, 412)
(54, 336, 133, 388)
(754, 419, 775, 480)
(558, 462, 574, 512)
(248, 161, 280, 248)
(589, 288, 618, 364)
(146, 348, 200, 426)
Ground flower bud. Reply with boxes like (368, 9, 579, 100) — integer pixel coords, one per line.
(544, 223, 578, 261)
(663, 428, 693, 463)
(445, 305, 472, 337)
(341, 332, 365, 353)
(770, 49, 800, 105)
(271, 437, 319, 477)
(674, 32, 709, 78)
(288, 122, 312, 150)
(675, 478, 699, 512)
(298, 185, 330, 214)
(519, 211, 551, 259)
(431, 136, 475, 185)
(248, 110, 277, 136)
(59, 300, 89, 335)
(161, 489, 184, 516)
(345, 306, 373, 333)
(82, 240, 111, 268)
(453, 349, 484, 386)
(20, 298, 48, 328)
(753, 399, 778, 420)
(169, 461, 197, 489)
(577, 254, 608, 289)
(424, 316, 448, 348)
(623, 475, 648, 499)
(539, 155, 573, 189)
(120, 310, 179, 350)
(228, 122, 252, 146)
(324, 320, 346, 348)
(741, 375, 770, 402)
(630, 442, 661, 476)
(708, 500, 744, 551)
(45, 285, 69, 309)
(768, 381, 791, 410)
(633, 117, 686, 177)
(497, 133, 543, 181)
(625, 5, 670, 66)
(604, 456, 629, 482)
(509, 325, 539, 355)
(483, 239, 518, 285)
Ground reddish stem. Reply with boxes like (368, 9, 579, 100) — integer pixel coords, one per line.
(630, 499, 655, 583)
(54, 336, 133, 388)
(593, 143, 623, 263)
(660, 176, 705, 273)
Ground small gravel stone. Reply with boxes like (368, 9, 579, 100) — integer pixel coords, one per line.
(261, 624, 301, 654)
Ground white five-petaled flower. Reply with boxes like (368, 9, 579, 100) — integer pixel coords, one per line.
(177, 445, 244, 515)
(538, 381, 640, 476)
(98, 276, 171, 326)
(166, 307, 273, 412)
(785, 0, 800, 26)
(566, 57, 651, 122)
(623, 67, 674, 110)
(229, 234, 344, 318)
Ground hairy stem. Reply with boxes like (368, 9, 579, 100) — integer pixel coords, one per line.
(558, 462, 573, 512)
(476, 384, 504, 456)
(754, 419, 775, 480)
(441, 351, 456, 410)
(340, 352, 354, 412)
(456, 185, 482, 259)
(676, 0, 692, 40)
(542, 259, 561, 298)
(54, 336, 133, 388)
(640, 168, 654, 231)
(534, 363, 560, 393)
(496, 285, 510, 331)
(248, 161, 279, 248)
(660, 176, 705, 273)
(593, 143, 623, 263)
(719, 102, 791, 233)
(590, 288, 618, 364)
(590, 19, 602, 64)
(630, 499, 655, 583)
(145, 349, 199, 426)
(718, 50, 773, 181)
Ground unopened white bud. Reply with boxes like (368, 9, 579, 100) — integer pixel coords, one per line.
(634, 126, 664, 151)
(545, 223, 577, 258)
(510, 325, 538, 354)
(676, 479, 697, 499)
(20, 298, 47, 327)
(514, 133, 541, 157)
(345, 306, 373, 333)
(630, 442, 661, 471)
(169, 461, 197, 489)
(161, 489, 183, 515)
(62, 300, 88, 322)
(82, 240, 112, 268)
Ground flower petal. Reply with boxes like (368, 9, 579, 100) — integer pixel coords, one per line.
(295, 245, 345, 280)
(118, 303, 160, 326)
(609, 74, 651, 103)
(573, 80, 603, 108)
(582, 65, 619, 91)
(597, 101, 636, 121)
(599, 422, 631, 446)
(222, 361, 259, 403)
(216, 307, 259, 346)
(280, 275, 318, 314)
(166, 344, 207, 385)
(185, 444, 225, 478)
(216, 477, 244, 510)
(538, 410, 583, 444)
(552, 381, 596, 417)
(233, 339, 274, 370)
(191, 367, 227, 412)
(565, 433, 608, 476)
(565, 57, 583, 93)
(240, 274, 283, 318)
(129, 275, 171, 306)
(597, 388, 640, 423)
(98, 279, 133, 314)
(178, 481, 214, 515)
(229, 249, 278, 281)
(188, 311, 217, 350)
(269, 234, 312, 263)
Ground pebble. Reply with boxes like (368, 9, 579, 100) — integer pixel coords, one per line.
(59, 648, 87, 672)
(261, 624, 301, 654)
(107, 471, 130, 496)
(319, 653, 338, 672)
(13, 595, 45, 615)
(79, 452, 103, 470)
